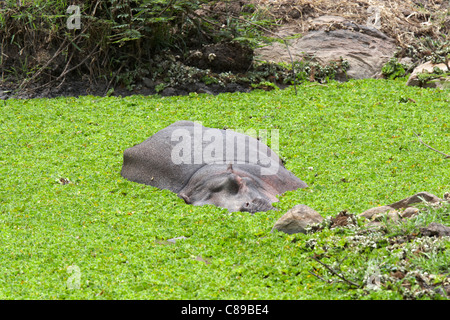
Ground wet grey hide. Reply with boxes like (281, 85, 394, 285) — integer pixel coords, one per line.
(121, 121, 307, 212)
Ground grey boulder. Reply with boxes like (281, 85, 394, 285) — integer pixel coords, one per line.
(255, 16, 397, 80)
(272, 204, 323, 235)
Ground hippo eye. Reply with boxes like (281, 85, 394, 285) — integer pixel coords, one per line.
(211, 185, 223, 193)
(245, 202, 249, 207)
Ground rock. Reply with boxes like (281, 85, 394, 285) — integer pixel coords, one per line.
(309, 15, 347, 28)
(269, 25, 303, 39)
(388, 192, 442, 209)
(196, 87, 214, 95)
(399, 57, 414, 69)
(255, 16, 397, 80)
(185, 41, 253, 73)
(424, 77, 450, 89)
(142, 77, 155, 88)
(420, 223, 450, 237)
(160, 87, 183, 96)
(359, 205, 396, 220)
(406, 61, 449, 87)
(167, 236, 187, 244)
(359, 192, 444, 226)
(359, 207, 401, 227)
(359, 192, 443, 221)
(372, 210, 401, 223)
(272, 204, 323, 235)
(155, 236, 187, 245)
(194, 255, 211, 265)
(401, 207, 420, 218)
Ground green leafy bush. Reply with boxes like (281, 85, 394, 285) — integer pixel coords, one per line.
(382, 58, 406, 79)
(0, 0, 213, 87)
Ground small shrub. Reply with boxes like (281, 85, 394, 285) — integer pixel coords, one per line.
(382, 58, 407, 79)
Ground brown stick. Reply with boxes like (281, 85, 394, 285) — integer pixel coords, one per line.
(17, 39, 67, 90)
(414, 132, 450, 159)
(310, 256, 361, 288)
(54, 51, 75, 91)
(55, 43, 100, 82)
(308, 270, 331, 283)
(19, 43, 100, 95)
(18, 23, 90, 91)
(103, 63, 125, 96)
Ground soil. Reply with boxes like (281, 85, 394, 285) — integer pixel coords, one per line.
(0, 77, 252, 100)
(1, 0, 448, 100)
(0, 40, 254, 100)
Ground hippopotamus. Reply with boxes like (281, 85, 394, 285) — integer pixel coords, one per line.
(121, 121, 307, 213)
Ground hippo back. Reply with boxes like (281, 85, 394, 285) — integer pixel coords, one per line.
(121, 120, 306, 196)
(121, 121, 203, 193)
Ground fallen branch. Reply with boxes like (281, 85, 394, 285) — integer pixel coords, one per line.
(55, 43, 100, 83)
(414, 132, 450, 159)
(17, 38, 68, 91)
(308, 270, 331, 284)
(310, 256, 361, 288)
(21, 43, 101, 95)
(16, 23, 91, 95)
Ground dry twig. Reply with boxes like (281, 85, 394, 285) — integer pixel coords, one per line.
(414, 132, 450, 159)
(308, 270, 331, 283)
(309, 256, 361, 288)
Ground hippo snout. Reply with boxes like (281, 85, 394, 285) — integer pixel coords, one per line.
(178, 192, 191, 204)
(240, 197, 277, 214)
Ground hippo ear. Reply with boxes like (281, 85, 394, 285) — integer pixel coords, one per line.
(226, 163, 244, 193)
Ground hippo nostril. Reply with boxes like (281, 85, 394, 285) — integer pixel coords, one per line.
(179, 193, 191, 204)
(240, 197, 276, 213)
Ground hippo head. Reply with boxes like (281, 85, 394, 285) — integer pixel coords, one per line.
(178, 164, 279, 213)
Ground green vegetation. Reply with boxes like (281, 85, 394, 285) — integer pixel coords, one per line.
(0, 0, 281, 92)
(417, 67, 450, 88)
(0, 0, 228, 89)
(0, 79, 449, 299)
(382, 58, 407, 80)
(0, 0, 351, 96)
